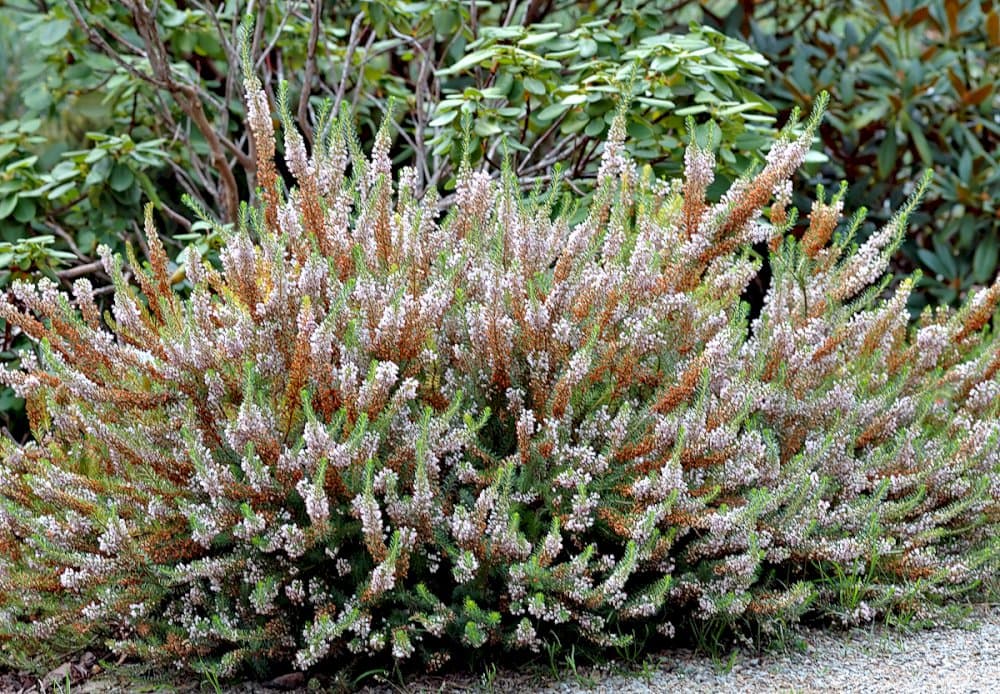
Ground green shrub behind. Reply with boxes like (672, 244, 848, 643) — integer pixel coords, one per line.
(709, 0, 1000, 310)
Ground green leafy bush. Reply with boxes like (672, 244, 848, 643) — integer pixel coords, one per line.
(0, 1, 780, 227)
(1, 66, 997, 679)
(0, 116, 173, 440)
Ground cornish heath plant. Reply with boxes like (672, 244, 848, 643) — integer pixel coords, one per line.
(1, 65, 998, 679)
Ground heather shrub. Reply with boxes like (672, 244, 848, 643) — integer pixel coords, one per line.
(0, 72, 998, 679)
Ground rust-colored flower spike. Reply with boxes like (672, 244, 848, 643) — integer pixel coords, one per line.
(769, 179, 792, 227)
(682, 117, 715, 240)
(241, 24, 279, 231)
(801, 182, 846, 257)
(953, 278, 1000, 344)
(277, 81, 327, 262)
(676, 93, 830, 290)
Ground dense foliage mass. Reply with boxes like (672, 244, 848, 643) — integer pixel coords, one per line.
(0, 64, 997, 678)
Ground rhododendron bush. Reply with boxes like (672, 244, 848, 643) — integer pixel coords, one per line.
(0, 65, 998, 677)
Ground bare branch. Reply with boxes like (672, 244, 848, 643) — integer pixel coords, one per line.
(334, 13, 366, 119)
(64, 0, 164, 88)
(517, 111, 571, 175)
(119, 0, 243, 221)
(297, 0, 323, 143)
(50, 247, 112, 290)
(351, 30, 379, 112)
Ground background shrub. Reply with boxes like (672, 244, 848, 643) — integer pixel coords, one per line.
(700, 0, 1000, 311)
(0, 68, 997, 679)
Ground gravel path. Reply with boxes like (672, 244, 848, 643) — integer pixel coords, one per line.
(363, 605, 999, 693)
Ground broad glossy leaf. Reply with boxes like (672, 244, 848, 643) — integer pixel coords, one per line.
(0, 195, 17, 220)
(37, 18, 71, 47)
(438, 49, 496, 75)
(518, 32, 558, 47)
(972, 237, 999, 283)
(523, 77, 546, 95)
(535, 103, 570, 122)
(109, 163, 135, 192)
(12, 197, 36, 223)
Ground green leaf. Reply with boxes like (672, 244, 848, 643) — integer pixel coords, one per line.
(47, 181, 77, 200)
(428, 110, 458, 127)
(85, 157, 112, 188)
(535, 102, 570, 122)
(38, 18, 72, 47)
(85, 147, 108, 164)
(5, 156, 38, 173)
(77, 229, 97, 255)
(958, 149, 972, 182)
(560, 115, 589, 134)
(480, 86, 508, 99)
(479, 26, 524, 41)
(473, 120, 503, 137)
(160, 7, 190, 28)
(636, 97, 675, 109)
(13, 197, 37, 223)
(877, 129, 897, 180)
(717, 101, 765, 116)
(650, 55, 680, 72)
(908, 122, 933, 166)
(584, 118, 606, 137)
(853, 102, 888, 130)
(109, 163, 135, 192)
(50, 161, 78, 181)
(972, 237, 998, 284)
(518, 31, 558, 47)
(523, 77, 546, 96)
(917, 249, 948, 277)
(932, 238, 958, 277)
(675, 104, 708, 116)
(0, 195, 17, 220)
(438, 49, 496, 75)
(433, 9, 459, 36)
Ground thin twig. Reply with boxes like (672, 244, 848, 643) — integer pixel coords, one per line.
(350, 24, 378, 114)
(56, 260, 105, 281)
(517, 111, 571, 175)
(298, 0, 322, 143)
(388, 24, 437, 189)
(64, 0, 163, 88)
(122, 0, 242, 220)
(254, 5, 296, 72)
(42, 219, 87, 261)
